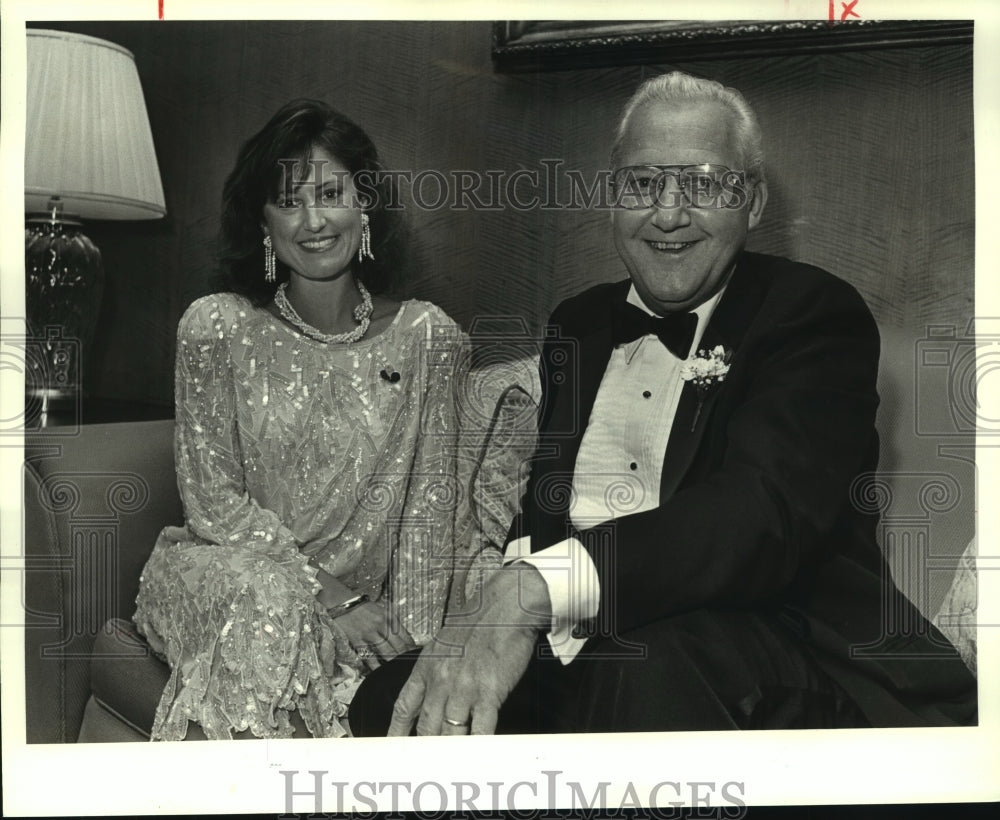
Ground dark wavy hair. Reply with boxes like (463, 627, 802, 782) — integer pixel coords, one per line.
(219, 99, 403, 304)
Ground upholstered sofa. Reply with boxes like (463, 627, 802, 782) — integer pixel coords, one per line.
(22, 325, 977, 742)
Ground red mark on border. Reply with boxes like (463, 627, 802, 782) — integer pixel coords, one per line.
(829, 0, 860, 21)
(159, 0, 164, 19)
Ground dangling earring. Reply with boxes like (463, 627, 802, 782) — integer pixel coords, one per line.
(358, 212, 374, 262)
(263, 234, 276, 282)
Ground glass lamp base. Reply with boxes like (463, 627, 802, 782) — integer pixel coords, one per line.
(25, 210, 104, 422)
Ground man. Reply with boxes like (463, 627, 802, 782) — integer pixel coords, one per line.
(349, 71, 976, 735)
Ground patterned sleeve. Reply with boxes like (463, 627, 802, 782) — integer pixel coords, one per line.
(403, 308, 540, 610)
(382, 304, 478, 642)
(173, 295, 317, 579)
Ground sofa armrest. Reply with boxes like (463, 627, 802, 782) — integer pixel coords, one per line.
(23, 419, 181, 742)
(450, 357, 540, 608)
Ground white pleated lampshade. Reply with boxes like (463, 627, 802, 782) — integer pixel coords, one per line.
(25, 29, 166, 221)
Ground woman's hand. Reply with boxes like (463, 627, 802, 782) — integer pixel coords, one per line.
(334, 600, 416, 671)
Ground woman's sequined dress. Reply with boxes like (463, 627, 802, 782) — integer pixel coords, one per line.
(134, 293, 479, 740)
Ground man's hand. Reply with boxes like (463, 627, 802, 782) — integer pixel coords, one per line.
(387, 564, 551, 736)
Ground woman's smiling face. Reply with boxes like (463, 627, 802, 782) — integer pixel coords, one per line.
(261, 145, 364, 283)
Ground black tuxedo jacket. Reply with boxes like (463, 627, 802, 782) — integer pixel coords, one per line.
(508, 251, 975, 727)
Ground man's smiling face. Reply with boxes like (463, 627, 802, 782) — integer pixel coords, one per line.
(611, 99, 767, 315)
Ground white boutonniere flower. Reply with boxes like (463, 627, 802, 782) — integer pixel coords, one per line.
(680, 345, 732, 431)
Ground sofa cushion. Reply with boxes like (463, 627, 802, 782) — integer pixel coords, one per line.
(76, 697, 150, 743)
(87, 618, 170, 738)
(23, 419, 181, 743)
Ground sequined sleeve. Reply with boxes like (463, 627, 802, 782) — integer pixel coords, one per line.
(173, 296, 314, 576)
(378, 305, 474, 643)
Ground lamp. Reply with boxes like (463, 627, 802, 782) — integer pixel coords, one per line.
(25, 29, 166, 426)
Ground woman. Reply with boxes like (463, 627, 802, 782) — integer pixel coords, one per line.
(134, 100, 479, 740)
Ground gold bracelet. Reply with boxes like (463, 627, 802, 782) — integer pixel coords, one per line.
(328, 593, 369, 618)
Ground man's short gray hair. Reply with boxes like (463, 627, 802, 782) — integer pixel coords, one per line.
(611, 71, 765, 184)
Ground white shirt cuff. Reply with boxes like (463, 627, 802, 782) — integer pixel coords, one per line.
(503, 535, 600, 664)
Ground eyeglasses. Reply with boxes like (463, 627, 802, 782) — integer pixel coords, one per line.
(610, 164, 752, 210)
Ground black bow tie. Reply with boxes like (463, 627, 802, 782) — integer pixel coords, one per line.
(612, 301, 697, 359)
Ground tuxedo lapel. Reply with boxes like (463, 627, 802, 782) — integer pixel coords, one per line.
(530, 282, 622, 549)
(658, 325, 727, 503)
(538, 324, 614, 478)
(659, 254, 766, 503)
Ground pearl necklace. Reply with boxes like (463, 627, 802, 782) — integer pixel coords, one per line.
(273, 280, 374, 344)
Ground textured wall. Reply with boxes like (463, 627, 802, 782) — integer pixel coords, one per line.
(33, 21, 973, 410)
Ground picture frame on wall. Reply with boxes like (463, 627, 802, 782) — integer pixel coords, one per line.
(491, 19, 974, 72)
